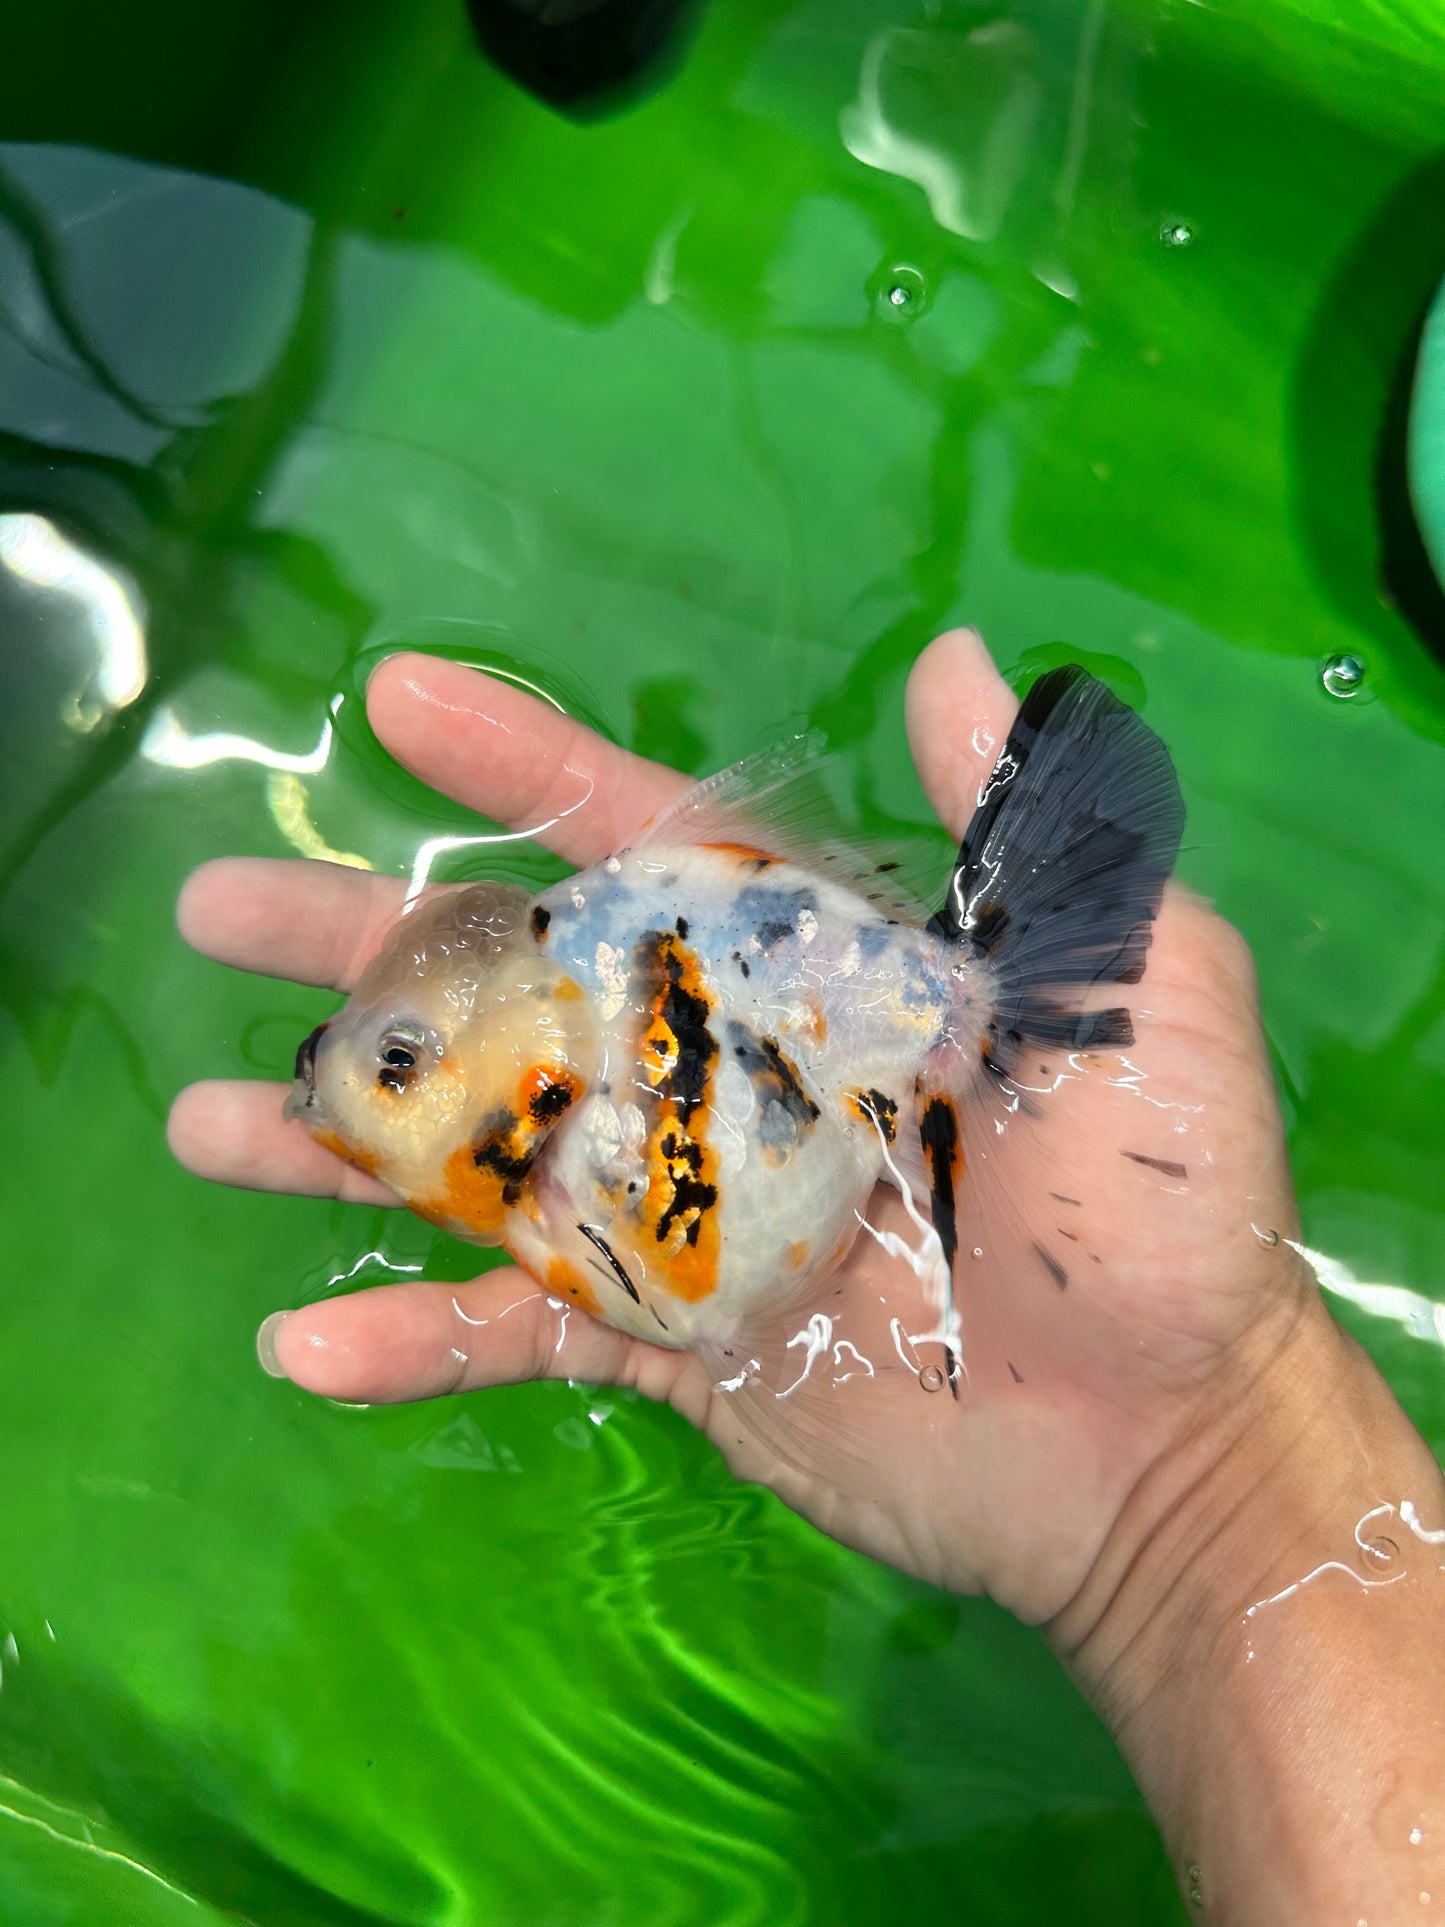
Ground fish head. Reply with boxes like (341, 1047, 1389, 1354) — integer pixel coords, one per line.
(287, 882, 596, 1241)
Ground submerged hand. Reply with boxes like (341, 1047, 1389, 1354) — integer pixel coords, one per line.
(171, 629, 1445, 1921)
(169, 630, 1311, 1616)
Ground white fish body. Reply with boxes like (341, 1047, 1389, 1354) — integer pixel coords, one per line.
(289, 670, 1184, 1359)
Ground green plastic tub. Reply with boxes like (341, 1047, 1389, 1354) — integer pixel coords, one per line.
(2, 2, 1443, 1920)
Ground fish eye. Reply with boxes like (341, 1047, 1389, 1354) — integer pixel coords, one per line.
(376, 1022, 432, 1093)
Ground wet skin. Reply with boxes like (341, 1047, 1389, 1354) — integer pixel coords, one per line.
(170, 628, 1445, 1920)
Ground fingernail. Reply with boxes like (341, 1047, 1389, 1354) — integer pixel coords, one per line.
(257, 1310, 293, 1378)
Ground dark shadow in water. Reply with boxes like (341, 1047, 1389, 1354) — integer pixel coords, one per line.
(1293, 147, 1445, 685)
(465, 0, 706, 119)
(0, 195, 370, 903)
(1379, 287, 1445, 653)
(0, 171, 174, 432)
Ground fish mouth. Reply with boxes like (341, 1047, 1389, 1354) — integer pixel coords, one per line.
(289, 1022, 329, 1114)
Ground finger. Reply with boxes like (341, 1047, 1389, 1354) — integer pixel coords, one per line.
(366, 653, 690, 866)
(177, 857, 410, 989)
(168, 1080, 400, 1206)
(258, 1270, 711, 1417)
(903, 628, 1018, 841)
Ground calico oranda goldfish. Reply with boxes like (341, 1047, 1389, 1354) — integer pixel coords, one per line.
(286, 667, 1183, 1360)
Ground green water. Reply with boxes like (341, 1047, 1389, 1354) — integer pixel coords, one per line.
(3, 1, 1445, 1920)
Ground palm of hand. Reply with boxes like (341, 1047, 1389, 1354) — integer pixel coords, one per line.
(171, 632, 1306, 1623)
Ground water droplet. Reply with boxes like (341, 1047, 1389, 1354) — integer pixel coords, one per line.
(1252, 1224, 1280, 1247)
(971, 1247, 983, 1260)
(919, 1363, 947, 1393)
(1321, 652, 1366, 699)
(874, 262, 929, 323)
(1186, 1863, 1204, 1907)
(1411, 1827, 1425, 1847)
(1160, 219, 1195, 248)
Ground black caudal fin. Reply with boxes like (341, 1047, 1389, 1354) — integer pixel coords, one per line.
(930, 667, 1184, 1067)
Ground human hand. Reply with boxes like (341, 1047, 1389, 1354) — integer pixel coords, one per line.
(170, 629, 1321, 1623)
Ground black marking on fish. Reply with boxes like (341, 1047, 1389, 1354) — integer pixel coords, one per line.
(649, 1304, 669, 1332)
(944, 1344, 961, 1401)
(1077, 1006, 1135, 1049)
(732, 950, 752, 979)
(918, 1095, 960, 1274)
(1057, 1226, 1079, 1242)
(734, 883, 819, 955)
(727, 1022, 819, 1136)
(675, 916, 689, 939)
(1007, 1360, 1024, 1385)
(658, 1140, 720, 1248)
(852, 1088, 898, 1143)
(531, 905, 551, 940)
(472, 1110, 537, 1206)
(876, 860, 901, 873)
(969, 901, 1011, 951)
(578, 1223, 640, 1302)
(980, 1041, 1010, 1080)
(1050, 1193, 1081, 1206)
(635, 929, 716, 1125)
(1035, 1242, 1068, 1290)
(295, 1022, 328, 1092)
(1121, 1150, 1187, 1180)
(527, 1077, 575, 1125)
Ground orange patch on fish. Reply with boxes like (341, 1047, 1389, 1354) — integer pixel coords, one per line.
(701, 840, 776, 869)
(786, 1240, 810, 1271)
(545, 1257, 601, 1318)
(631, 929, 721, 1301)
(421, 1139, 511, 1237)
(311, 1128, 382, 1177)
(552, 974, 584, 1002)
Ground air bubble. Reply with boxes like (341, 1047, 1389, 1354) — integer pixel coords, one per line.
(1160, 220, 1195, 248)
(874, 262, 929, 323)
(1321, 652, 1365, 699)
(919, 1363, 947, 1393)
(1252, 1224, 1280, 1247)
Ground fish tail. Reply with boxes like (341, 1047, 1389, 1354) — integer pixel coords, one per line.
(930, 666, 1185, 1070)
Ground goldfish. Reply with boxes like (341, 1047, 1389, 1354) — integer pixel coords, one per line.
(286, 667, 1183, 1361)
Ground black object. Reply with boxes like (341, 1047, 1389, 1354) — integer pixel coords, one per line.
(465, 0, 702, 116)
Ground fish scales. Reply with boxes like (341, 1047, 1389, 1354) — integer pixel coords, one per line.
(507, 842, 959, 1342)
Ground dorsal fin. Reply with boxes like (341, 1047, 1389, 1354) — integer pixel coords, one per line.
(626, 733, 941, 926)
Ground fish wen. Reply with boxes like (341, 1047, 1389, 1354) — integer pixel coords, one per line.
(287, 668, 1184, 1398)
